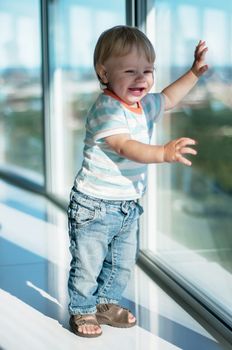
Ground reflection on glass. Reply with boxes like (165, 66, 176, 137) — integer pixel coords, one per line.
(0, 1, 43, 184)
(147, 0, 232, 323)
(48, 0, 126, 198)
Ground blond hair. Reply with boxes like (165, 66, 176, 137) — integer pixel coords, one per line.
(94, 25, 155, 82)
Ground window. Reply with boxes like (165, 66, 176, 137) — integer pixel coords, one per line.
(143, 0, 232, 325)
(0, 1, 44, 185)
(47, 0, 126, 199)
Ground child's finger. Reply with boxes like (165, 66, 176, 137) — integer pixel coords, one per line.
(177, 137, 197, 147)
(198, 40, 206, 47)
(176, 155, 192, 167)
(195, 47, 207, 60)
(195, 40, 202, 49)
(179, 147, 197, 156)
(195, 41, 207, 58)
(199, 47, 208, 59)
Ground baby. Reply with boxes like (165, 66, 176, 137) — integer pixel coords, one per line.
(67, 25, 208, 337)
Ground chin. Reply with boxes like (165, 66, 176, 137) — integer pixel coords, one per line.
(126, 99, 140, 105)
(129, 97, 143, 104)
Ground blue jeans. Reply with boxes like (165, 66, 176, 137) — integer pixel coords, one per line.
(67, 188, 143, 315)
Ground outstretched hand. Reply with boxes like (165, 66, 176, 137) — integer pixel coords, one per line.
(191, 40, 208, 77)
(163, 137, 197, 167)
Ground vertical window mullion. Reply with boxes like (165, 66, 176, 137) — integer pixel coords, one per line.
(41, 0, 51, 194)
(126, 0, 136, 26)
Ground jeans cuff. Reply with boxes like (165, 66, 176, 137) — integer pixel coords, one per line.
(69, 305, 97, 315)
(97, 297, 119, 305)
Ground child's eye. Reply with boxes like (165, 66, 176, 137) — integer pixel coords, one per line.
(125, 70, 135, 74)
(144, 70, 154, 74)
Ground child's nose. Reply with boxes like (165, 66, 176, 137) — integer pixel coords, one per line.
(135, 72, 145, 81)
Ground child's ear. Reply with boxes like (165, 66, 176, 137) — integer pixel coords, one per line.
(96, 64, 108, 84)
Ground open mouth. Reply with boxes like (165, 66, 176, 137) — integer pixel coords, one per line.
(128, 87, 145, 96)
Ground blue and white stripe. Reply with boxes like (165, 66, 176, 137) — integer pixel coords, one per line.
(75, 92, 164, 200)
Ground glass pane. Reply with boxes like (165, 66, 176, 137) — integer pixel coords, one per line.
(145, 0, 232, 323)
(0, 1, 44, 185)
(48, 0, 126, 198)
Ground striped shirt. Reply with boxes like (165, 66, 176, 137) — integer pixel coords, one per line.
(74, 90, 164, 200)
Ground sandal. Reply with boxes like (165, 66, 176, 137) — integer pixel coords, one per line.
(69, 314, 102, 338)
(96, 303, 136, 328)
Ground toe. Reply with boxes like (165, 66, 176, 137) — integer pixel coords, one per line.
(83, 325, 88, 334)
(74, 315, 102, 336)
(128, 312, 136, 323)
(95, 325, 102, 334)
(78, 325, 83, 334)
(89, 325, 95, 334)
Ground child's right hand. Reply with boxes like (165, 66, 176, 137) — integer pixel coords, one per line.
(163, 137, 197, 166)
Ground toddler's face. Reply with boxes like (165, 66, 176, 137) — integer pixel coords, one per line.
(99, 47, 154, 106)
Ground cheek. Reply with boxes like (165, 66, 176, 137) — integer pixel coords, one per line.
(113, 77, 128, 88)
(148, 75, 154, 86)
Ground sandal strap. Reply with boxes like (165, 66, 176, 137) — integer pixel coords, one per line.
(97, 304, 132, 323)
(73, 314, 100, 327)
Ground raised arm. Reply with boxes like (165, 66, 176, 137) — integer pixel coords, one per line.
(162, 40, 208, 110)
(105, 133, 197, 167)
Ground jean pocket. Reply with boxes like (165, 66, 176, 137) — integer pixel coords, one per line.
(76, 205, 96, 226)
(69, 199, 97, 227)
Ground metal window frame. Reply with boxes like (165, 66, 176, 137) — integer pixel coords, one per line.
(41, 0, 52, 194)
(126, 0, 135, 26)
(138, 252, 232, 348)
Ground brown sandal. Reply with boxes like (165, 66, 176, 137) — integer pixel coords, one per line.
(96, 303, 136, 328)
(69, 314, 102, 338)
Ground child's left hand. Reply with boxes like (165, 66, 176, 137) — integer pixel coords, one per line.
(191, 40, 208, 77)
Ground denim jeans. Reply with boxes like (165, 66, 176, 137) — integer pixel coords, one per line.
(67, 188, 143, 315)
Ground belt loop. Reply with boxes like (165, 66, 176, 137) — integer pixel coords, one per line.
(121, 200, 138, 214)
(100, 201, 106, 215)
(121, 201, 128, 214)
(70, 189, 75, 201)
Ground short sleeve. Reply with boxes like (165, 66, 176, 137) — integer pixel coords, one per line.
(141, 93, 165, 124)
(87, 95, 130, 142)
